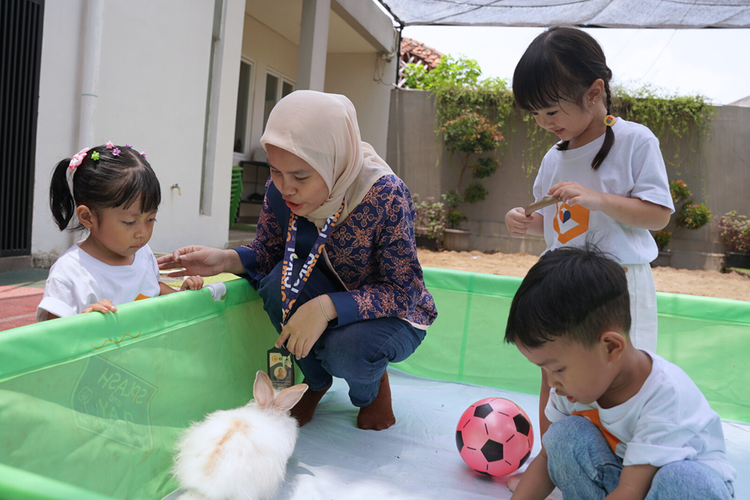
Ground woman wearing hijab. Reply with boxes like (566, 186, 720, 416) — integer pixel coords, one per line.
(159, 90, 437, 430)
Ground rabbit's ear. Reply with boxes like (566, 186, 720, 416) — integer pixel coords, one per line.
(273, 383, 308, 413)
(253, 370, 276, 409)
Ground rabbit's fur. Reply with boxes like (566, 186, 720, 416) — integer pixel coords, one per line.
(173, 371, 308, 500)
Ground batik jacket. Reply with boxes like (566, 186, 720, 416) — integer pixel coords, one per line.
(235, 175, 437, 329)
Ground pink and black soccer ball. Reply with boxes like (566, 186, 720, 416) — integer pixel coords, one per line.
(455, 397, 534, 477)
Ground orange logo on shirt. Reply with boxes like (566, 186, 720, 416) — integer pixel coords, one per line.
(572, 409, 621, 453)
(552, 202, 590, 244)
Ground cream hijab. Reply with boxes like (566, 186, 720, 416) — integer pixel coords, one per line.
(260, 90, 393, 228)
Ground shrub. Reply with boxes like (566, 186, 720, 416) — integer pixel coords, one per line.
(441, 112, 504, 154)
(471, 157, 501, 179)
(413, 195, 446, 249)
(677, 203, 711, 230)
(653, 229, 672, 252)
(670, 179, 691, 204)
(651, 179, 711, 252)
(462, 181, 489, 204)
(439, 112, 504, 228)
(717, 211, 750, 254)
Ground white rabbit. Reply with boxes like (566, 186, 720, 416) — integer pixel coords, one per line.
(173, 370, 308, 500)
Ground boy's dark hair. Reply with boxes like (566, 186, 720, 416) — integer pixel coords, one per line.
(512, 26, 615, 171)
(504, 245, 631, 348)
(50, 145, 161, 231)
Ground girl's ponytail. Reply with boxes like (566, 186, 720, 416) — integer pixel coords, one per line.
(591, 82, 615, 171)
(50, 158, 76, 230)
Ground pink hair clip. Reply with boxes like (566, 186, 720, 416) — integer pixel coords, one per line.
(68, 148, 90, 172)
(125, 143, 132, 148)
(105, 141, 114, 149)
(112, 147, 121, 157)
(140, 151, 147, 157)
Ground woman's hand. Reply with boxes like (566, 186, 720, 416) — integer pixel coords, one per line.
(82, 299, 117, 314)
(157, 246, 242, 277)
(276, 295, 337, 359)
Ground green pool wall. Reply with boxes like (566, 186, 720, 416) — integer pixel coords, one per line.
(0, 268, 747, 499)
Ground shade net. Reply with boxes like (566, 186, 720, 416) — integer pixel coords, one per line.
(379, 0, 750, 28)
(0, 269, 748, 499)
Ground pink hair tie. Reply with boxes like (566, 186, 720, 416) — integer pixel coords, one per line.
(67, 147, 90, 201)
(68, 147, 90, 172)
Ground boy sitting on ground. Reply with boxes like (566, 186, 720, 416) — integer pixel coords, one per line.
(504, 246, 736, 500)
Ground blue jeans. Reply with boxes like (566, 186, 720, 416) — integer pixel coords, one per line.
(544, 416, 734, 499)
(255, 259, 426, 407)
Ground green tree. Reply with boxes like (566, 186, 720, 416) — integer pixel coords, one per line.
(404, 54, 510, 230)
(402, 55, 507, 91)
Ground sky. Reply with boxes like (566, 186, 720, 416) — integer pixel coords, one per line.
(401, 26, 750, 105)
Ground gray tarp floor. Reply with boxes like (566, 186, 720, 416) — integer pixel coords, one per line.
(172, 369, 750, 500)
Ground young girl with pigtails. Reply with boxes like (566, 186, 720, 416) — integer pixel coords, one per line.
(504, 27, 674, 453)
(37, 142, 203, 321)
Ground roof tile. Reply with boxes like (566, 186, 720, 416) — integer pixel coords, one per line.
(400, 37, 443, 69)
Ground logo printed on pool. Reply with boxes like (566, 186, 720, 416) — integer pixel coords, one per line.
(552, 202, 590, 244)
(71, 356, 157, 450)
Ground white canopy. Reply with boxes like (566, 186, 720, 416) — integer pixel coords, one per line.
(378, 0, 750, 28)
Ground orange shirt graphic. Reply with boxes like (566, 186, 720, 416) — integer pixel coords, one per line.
(572, 408, 621, 453)
(553, 202, 590, 244)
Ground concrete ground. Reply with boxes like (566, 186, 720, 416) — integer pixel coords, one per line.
(0, 268, 49, 331)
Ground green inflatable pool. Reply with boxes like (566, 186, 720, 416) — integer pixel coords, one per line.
(1, 269, 748, 499)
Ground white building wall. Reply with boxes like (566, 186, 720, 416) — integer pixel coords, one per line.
(32, 2, 88, 265)
(32, 0, 245, 263)
(325, 52, 396, 156)
(30, 0, 395, 265)
(240, 14, 298, 158)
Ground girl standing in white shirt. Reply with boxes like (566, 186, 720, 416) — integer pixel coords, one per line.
(504, 27, 674, 438)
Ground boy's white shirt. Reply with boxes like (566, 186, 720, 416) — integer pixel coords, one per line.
(36, 243, 161, 321)
(546, 351, 736, 483)
(533, 118, 675, 265)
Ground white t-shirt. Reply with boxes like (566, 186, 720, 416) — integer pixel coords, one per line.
(546, 352, 736, 483)
(532, 118, 675, 264)
(36, 243, 161, 321)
